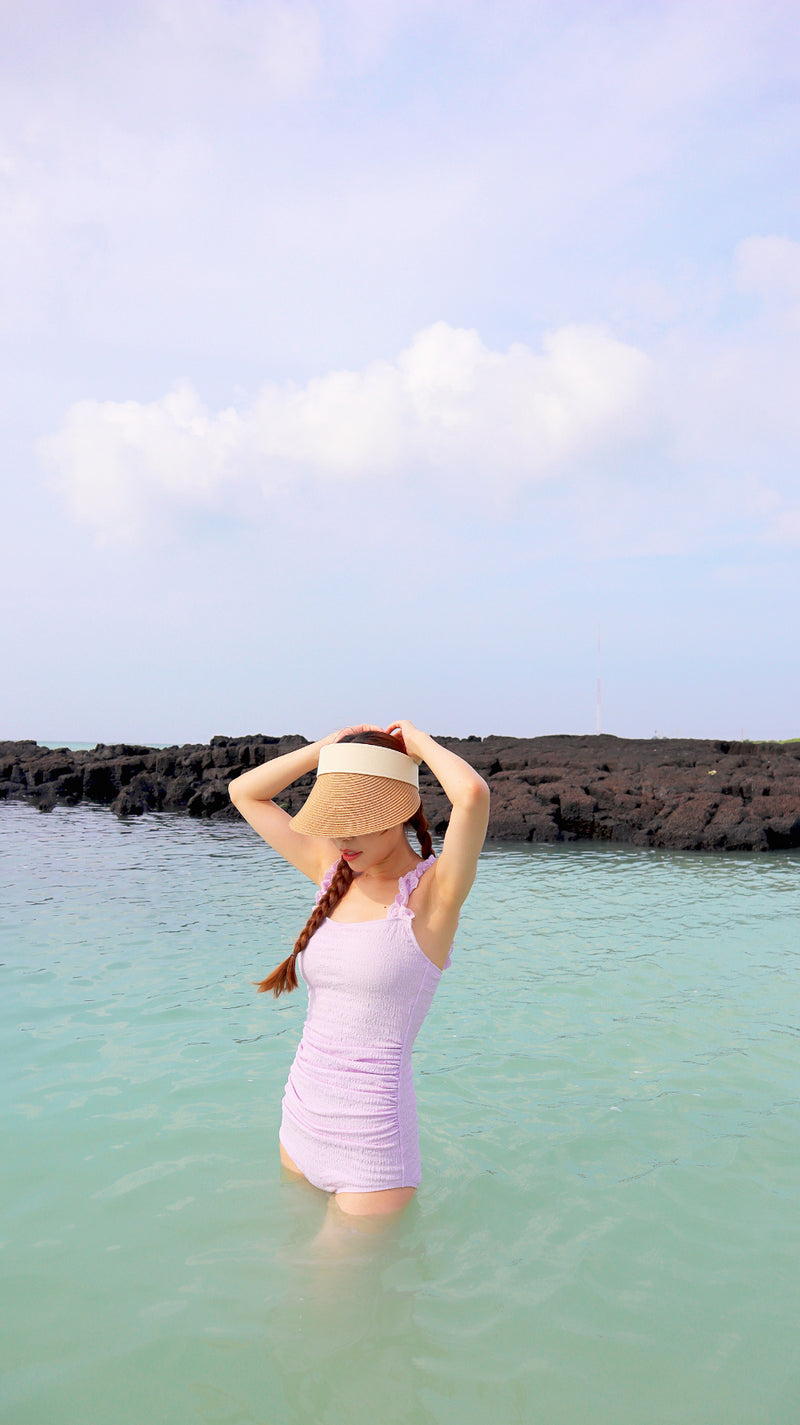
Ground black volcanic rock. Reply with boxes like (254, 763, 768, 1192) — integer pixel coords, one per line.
(1, 733, 799, 852)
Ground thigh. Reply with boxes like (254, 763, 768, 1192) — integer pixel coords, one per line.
(279, 1141, 308, 1180)
(334, 1186, 416, 1217)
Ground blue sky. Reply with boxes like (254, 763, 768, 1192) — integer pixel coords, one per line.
(2, 0, 799, 744)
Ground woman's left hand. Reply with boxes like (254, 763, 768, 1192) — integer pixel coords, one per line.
(385, 721, 424, 764)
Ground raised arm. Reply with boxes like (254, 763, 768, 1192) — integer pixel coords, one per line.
(386, 721, 490, 912)
(228, 723, 388, 881)
(228, 738, 334, 881)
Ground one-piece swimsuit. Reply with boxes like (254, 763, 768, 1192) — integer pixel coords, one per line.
(279, 855, 452, 1194)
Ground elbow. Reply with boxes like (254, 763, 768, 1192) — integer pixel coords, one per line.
(463, 776, 490, 812)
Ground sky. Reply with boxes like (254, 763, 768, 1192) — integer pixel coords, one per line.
(2, 0, 799, 745)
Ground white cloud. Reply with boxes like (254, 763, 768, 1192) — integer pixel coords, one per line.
(40, 322, 651, 543)
(40, 384, 245, 543)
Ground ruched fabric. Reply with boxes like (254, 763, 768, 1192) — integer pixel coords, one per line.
(279, 855, 450, 1193)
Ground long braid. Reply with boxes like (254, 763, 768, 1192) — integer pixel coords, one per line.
(408, 805, 433, 859)
(294, 859, 354, 958)
(256, 857, 354, 997)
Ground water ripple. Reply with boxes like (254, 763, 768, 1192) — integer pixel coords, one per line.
(2, 804, 799, 1424)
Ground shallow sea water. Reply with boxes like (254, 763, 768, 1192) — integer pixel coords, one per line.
(1, 803, 799, 1425)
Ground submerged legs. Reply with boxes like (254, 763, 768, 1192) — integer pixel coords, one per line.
(278, 1143, 415, 1249)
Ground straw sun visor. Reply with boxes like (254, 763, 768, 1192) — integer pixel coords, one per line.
(289, 742, 421, 838)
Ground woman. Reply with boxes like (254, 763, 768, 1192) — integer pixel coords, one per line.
(228, 720, 489, 1220)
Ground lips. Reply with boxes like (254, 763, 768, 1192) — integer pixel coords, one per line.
(340, 850, 360, 861)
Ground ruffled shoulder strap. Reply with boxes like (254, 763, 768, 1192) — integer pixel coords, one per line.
(315, 861, 340, 905)
(392, 853, 436, 914)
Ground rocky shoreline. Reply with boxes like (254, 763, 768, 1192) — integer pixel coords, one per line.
(2, 734, 800, 852)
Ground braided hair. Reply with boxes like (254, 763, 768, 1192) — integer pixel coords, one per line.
(256, 730, 432, 997)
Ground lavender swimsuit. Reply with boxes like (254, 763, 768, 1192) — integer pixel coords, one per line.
(279, 855, 452, 1194)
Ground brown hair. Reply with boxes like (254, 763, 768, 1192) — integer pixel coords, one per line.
(256, 730, 433, 996)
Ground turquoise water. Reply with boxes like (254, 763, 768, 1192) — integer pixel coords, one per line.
(2, 803, 799, 1425)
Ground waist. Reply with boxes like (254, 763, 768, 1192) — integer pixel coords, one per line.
(299, 1022, 409, 1065)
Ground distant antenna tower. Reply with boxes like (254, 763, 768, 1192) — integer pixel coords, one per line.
(596, 628, 602, 735)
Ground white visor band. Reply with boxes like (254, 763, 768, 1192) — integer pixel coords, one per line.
(317, 742, 419, 788)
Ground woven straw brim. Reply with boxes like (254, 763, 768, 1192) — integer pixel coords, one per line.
(289, 772, 421, 838)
